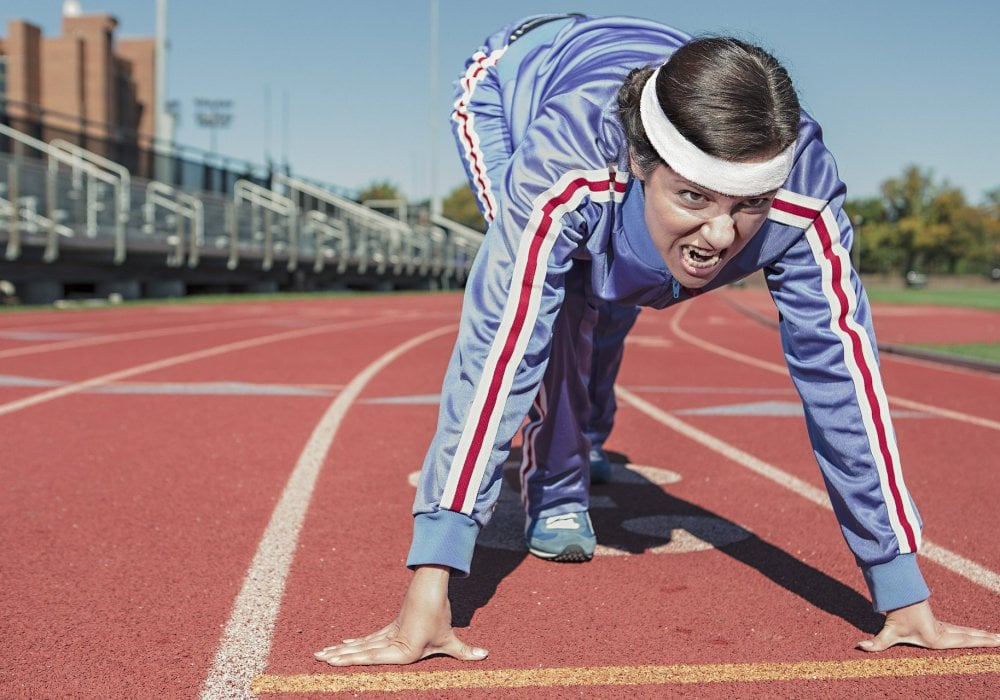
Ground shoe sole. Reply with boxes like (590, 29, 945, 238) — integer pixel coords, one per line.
(528, 544, 594, 563)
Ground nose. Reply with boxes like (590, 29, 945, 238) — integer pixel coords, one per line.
(701, 214, 736, 250)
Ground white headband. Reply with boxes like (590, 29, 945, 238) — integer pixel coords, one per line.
(639, 67, 796, 196)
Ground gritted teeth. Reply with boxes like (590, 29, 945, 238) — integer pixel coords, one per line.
(682, 244, 724, 268)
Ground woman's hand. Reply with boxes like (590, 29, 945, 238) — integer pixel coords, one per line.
(858, 599, 1000, 652)
(314, 565, 489, 666)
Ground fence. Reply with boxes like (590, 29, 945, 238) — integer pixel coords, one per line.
(0, 122, 483, 304)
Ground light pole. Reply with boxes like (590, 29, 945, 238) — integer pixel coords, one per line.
(154, 0, 171, 181)
(429, 0, 440, 216)
(851, 214, 864, 273)
(194, 98, 233, 160)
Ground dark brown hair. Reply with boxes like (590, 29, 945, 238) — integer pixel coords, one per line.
(617, 37, 800, 177)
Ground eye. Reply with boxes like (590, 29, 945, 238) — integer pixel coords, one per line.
(678, 189, 707, 205)
(740, 196, 773, 211)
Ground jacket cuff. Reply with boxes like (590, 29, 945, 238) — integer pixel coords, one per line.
(861, 553, 930, 612)
(406, 510, 479, 577)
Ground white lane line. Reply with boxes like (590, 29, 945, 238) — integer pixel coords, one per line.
(667, 304, 1000, 432)
(0, 318, 393, 418)
(885, 395, 1000, 432)
(615, 385, 832, 510)
(0, 316, 271, 360)
(621, 305, 1000, 596)
(200, 324, 456, 700)
(615, 385, 1000, 595)
(0, 375, 340, 396)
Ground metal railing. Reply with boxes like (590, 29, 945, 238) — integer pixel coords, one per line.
(302, 210, 350, 274)
(431, 214, 484, 283)
(144, 180, 204, 267)
(0, 123, 484, 297)
(232, 179, 298, 272)
(273, 173, 412, 275)
(1, 123, 129, 263)
(49, 138, 131, 263)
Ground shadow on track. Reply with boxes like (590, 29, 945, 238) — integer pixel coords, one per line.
(449, 448, 882, 635)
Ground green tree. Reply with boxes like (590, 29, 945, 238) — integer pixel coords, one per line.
(958, 190, 1000, 275)
(922, 187, 978, 273)
(879, 165, 940, 273)
(357, 180, 403, 203)
(845, 166, 999, 275)
(441, 182, 487, 233)
(985, 189, 1000, 272)
(845, 196, 898, 273)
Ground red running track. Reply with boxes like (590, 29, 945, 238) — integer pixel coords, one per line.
(0, 289, 997, 698)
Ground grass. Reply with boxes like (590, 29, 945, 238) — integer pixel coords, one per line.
(4, 278, 997, 365)
(910, 343, 1000, 364)
(0, 288, 454, 314)
(864, 286, 1000, 311)
(862, 283, 999, 366)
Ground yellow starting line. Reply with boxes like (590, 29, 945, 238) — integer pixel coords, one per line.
(253, 654, 1000, 694)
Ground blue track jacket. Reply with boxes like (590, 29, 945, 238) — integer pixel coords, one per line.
(407, 15, 928, 612)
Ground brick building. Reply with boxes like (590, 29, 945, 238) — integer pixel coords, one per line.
(0, 3, 156, 168)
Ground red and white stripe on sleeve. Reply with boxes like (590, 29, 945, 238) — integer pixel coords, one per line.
(440, 168, 629, 514)
(769, 189, 921, 553)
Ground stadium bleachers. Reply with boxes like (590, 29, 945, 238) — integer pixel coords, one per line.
(0, 123, 483, 304)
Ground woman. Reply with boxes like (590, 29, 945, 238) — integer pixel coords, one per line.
(316, 14, 999, 665)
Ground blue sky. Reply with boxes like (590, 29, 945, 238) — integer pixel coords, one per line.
(6, 1, 999, 205)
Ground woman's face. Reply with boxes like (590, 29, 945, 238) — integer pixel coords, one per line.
(637, 162, 776, 289)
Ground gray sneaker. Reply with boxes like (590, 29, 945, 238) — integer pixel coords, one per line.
(526, 512, 596, 562)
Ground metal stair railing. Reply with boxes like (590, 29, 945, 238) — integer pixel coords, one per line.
(232, 179, 297, 272)
(273, 173, 415, 276)
(1, 125, 74, 262)
(302, 210, 350, 273)
(0, 124, 131, 263)
(431, 214, 484, 282)
(0, 189, 74, 261)
(143, 181, 205, 268)
(47, 138, 131, 264)
(1, 123, 483, 290)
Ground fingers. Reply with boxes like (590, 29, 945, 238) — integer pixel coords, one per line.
(928, 623, 1000, 650)
(856, 632, 896, 653)
(428, 634, 488, 662)
(315, 638, 389, 660)
(858, 621, 1000, 653)
(338, 621, 397, 646)
(315, 638, 416, 666)
(314, 629, 488, 666)
(314, 623, 399, 665)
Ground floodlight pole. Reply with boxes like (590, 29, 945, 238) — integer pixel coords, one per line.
(430, 0, 440, 217)
(852, 214, 864, 273)
(154, 0, 172, 181)
(194, 99, 233, 161)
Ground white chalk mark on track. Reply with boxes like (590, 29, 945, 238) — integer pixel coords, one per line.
(199, 324, 456, 700)
(0, 316, 269, 360)
(669, 302, 1000, 432)
(0, 318, 393, 418)
(615, 304, 1000, 596)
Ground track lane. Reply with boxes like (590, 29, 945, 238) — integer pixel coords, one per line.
(3, 292, 997, 698)
(0, 317, 399, 418)
(201, 323, 457, 698)
(264, 294, 997, 697)
(656, 292, 1000, 577)
(1, 391, 329, 697)
(0, 298, 460, 697)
